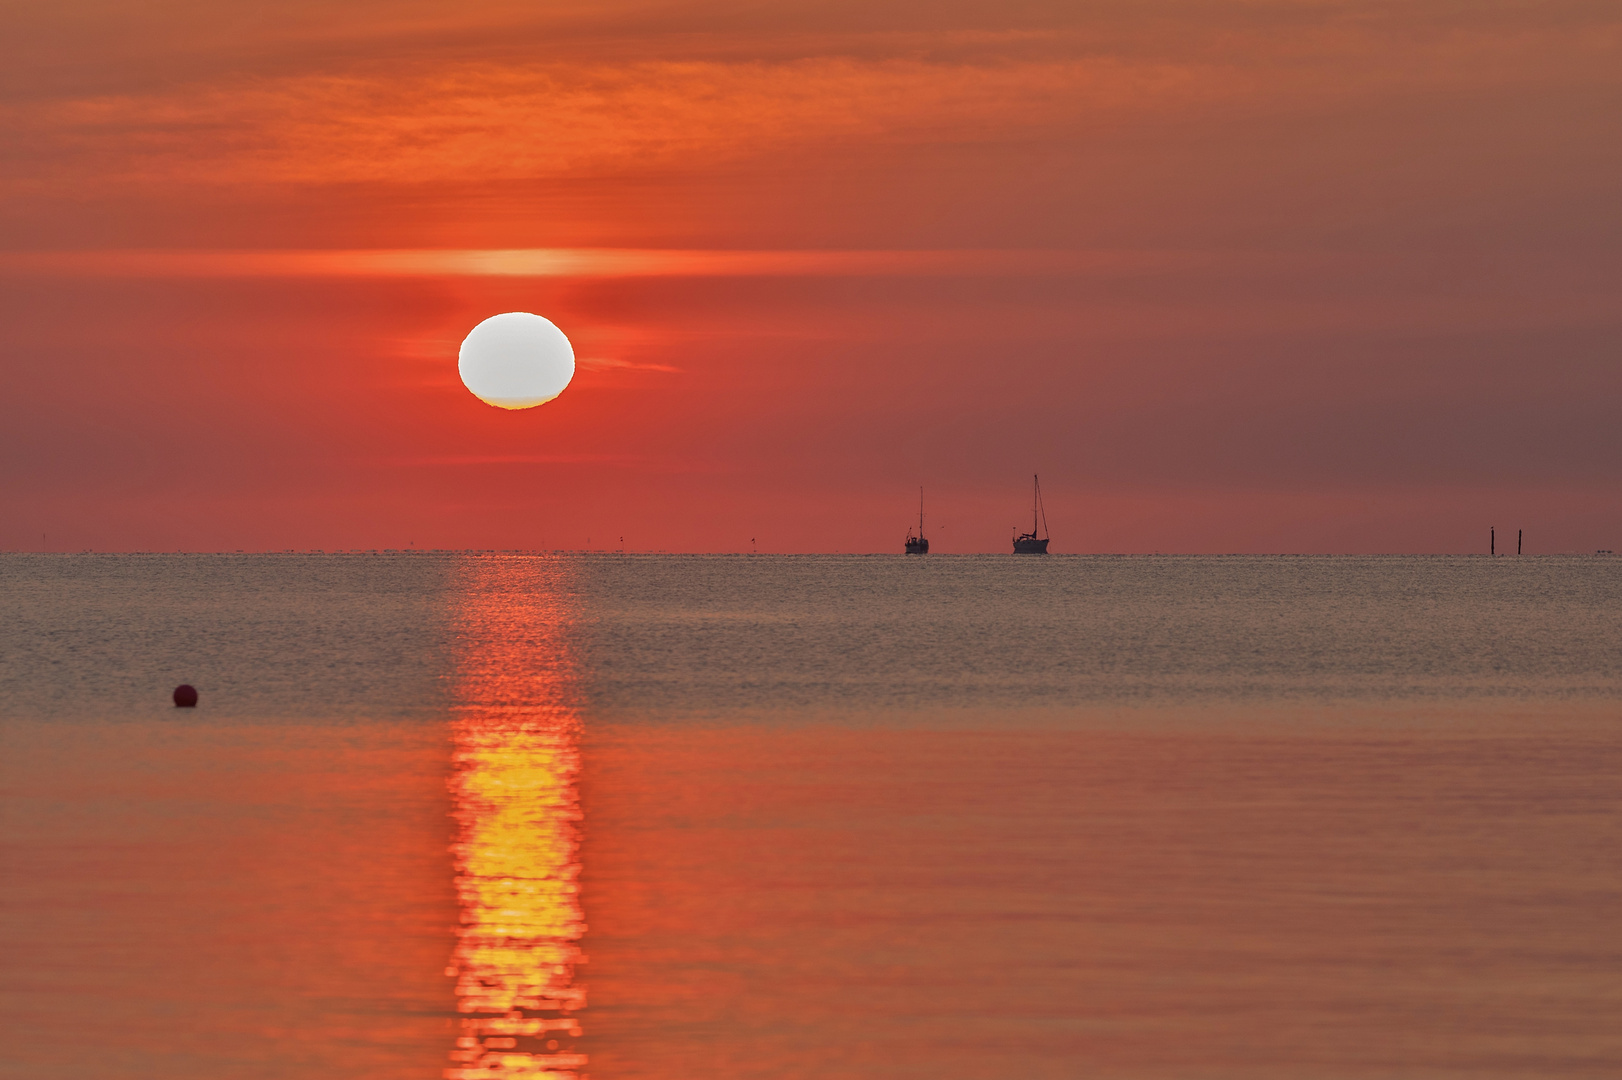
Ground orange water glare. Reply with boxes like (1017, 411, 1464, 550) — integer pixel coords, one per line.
(446, 557, 587, 1080)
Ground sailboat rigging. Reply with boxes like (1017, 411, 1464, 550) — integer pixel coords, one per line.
(1012, 475, 1050, 554)
(904, 488, 929, 554)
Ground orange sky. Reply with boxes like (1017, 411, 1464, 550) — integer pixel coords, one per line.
(2, 0, 1619, 552)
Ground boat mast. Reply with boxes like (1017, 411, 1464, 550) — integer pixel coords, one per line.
(919, 487, 925, 537)
(1032, 474, 1039, 536)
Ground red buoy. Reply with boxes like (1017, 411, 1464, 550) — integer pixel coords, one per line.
(173, 684, 198, 708)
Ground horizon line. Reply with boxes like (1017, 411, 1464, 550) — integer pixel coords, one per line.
(3, 550, 1609, 557)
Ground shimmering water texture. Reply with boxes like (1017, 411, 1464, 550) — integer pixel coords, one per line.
(2, 554, 1621, 1080)
(447, 560, 586, 1079)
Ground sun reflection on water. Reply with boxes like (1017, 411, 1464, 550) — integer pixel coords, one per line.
(445, 558, 586, 1080)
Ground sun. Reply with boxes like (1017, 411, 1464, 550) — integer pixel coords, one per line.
(459, 312, 575, 409)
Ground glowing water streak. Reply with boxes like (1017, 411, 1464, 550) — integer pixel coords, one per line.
(445, 557, 586, 1080)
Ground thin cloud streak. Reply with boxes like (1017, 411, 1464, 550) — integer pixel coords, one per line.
(384, 454, 639, 466)
(0, 247, 1259, 279)
(380, 454, 739, 475)
(577, 356, 681, 373)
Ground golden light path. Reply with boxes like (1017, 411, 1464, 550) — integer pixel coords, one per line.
(446, 557, 587, 1080)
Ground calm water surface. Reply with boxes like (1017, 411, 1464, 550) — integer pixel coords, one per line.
(2, 554, 1620, 1078)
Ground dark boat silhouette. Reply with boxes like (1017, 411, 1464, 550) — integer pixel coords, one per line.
(1012, 474, 1050, 554)
(904, 488, 929, 554)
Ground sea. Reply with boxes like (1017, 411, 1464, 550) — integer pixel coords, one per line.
(2, 553, 1620, 1079)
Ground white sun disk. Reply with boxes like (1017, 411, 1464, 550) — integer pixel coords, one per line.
(459, 312, 575, 409)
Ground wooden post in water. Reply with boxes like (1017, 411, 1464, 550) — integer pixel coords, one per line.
(1519, 529, 1522, 555)
(1491, 526, 1495, 556)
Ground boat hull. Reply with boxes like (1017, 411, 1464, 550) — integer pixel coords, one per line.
(905, 537, 929, 554)
(1012, 537, 1049, 554)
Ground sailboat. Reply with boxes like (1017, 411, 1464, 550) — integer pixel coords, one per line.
(904, 488, 929, 554)
(1012, 474, 1050, 554)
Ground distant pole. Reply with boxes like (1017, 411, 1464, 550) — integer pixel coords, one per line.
(1518, 529, 1522, 555)
(1491, 527, 1495, 556)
